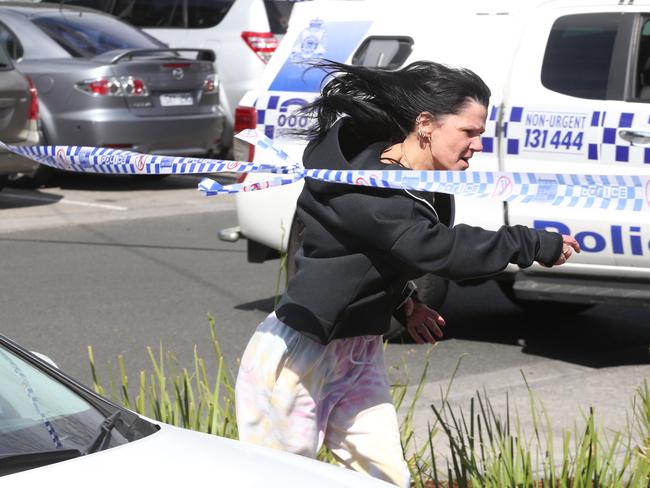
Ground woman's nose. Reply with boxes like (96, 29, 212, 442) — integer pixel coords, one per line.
(470, 136, 483, 153)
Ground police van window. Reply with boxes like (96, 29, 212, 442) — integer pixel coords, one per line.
(541, 14, 620, 100)
(352, 36, 413, 69)
(635, 20, 650, 99)
(64, 1, 235, 28)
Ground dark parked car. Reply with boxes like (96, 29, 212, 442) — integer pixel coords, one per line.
(0, 42, 40, 190)
(0, 2, 225, 183)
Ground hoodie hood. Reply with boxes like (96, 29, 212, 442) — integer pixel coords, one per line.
(302, 117, 402, 195)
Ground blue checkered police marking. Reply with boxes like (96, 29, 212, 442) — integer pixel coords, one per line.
(254, 93, 314, 140)
(496, 104, 650, 166)
(480, 105, 525, 156)
(479, 105, 499, 154)
(588, 111, 650, 164)
(505, 106, 524, 155)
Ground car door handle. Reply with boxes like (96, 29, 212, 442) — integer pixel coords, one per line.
(618, 129, 650, 145)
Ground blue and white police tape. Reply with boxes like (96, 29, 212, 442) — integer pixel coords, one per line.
(199, 168, 647, 211)
(1, 130, 649, 212)
(0, 130, 300, 177)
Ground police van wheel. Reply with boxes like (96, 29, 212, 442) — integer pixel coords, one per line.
(497, 280, 593, 315)
(383, 274, 449, 343)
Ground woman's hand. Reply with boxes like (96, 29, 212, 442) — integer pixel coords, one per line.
(553, 234, 581, 266)
(404, 298, 446, 344)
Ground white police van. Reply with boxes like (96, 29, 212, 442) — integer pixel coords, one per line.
(222, 0, 650, 334)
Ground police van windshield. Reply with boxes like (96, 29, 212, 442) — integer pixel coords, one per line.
(33, 12, 164, 57)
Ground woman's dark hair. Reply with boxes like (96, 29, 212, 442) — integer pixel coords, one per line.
(299, 60, 491, 144)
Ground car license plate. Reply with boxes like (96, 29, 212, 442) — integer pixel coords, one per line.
(160, 93, 194, 107)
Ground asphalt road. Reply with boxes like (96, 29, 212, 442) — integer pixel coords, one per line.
(2, 172, 649, 456)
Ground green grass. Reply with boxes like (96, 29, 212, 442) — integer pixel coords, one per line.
(88, 320, 650, 487)
(89, 315, 237, 439)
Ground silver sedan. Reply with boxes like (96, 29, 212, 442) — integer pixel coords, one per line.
(0, 3, 225, 182)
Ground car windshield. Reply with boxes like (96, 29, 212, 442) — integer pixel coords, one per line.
(0, 343, 128, 458)
(32, 11, 164, 58)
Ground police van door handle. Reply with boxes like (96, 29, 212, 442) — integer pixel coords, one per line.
(618, 130, 650, 145)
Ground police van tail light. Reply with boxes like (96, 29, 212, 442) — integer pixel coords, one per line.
(241, 31, 278, 63)
(27, 76, 38, 121)
(76, 77, 149, 97)
(234, 106, 257, 167)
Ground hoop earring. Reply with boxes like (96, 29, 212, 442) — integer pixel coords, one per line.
(417, 129, 428, 149)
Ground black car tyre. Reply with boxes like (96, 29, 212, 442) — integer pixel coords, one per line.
(497, 279, 593, 315)
(30, 164, 55, 187)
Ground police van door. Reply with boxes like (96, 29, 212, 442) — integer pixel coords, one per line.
(501, 8, 650, 290)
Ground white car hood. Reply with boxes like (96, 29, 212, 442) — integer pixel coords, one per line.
(3, 422, 393, 487)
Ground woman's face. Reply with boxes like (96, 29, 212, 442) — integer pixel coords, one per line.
(425, 101, 487, 171)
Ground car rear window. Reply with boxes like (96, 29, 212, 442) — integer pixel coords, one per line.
(32, 11, 164, 57)
(64, 0, 236, 28)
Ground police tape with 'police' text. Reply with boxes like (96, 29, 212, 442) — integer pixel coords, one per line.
(1, 129, 649, 212)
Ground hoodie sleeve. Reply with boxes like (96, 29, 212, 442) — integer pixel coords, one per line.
(336, 191, 563, 281)
(391, 219, 562, 281)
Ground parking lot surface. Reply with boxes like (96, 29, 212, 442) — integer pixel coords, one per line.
(1, 174, 649, 461)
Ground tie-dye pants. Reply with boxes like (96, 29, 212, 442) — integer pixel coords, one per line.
(235, 312, 410, 487)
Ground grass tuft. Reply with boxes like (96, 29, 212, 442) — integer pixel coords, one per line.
(89, 322, 650, 487)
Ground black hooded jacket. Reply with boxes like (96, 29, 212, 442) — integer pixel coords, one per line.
(275, 118, 562, 344)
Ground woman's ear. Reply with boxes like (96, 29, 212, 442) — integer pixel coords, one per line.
(416, 112, 434, 145)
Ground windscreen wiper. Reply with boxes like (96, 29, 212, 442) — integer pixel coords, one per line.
(0, 449, 82, 475)
(84, 410, 121, 455)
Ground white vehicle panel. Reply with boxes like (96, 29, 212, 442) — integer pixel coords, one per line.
(4, 421, 392, 487)
(503, 5, 650, 273)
